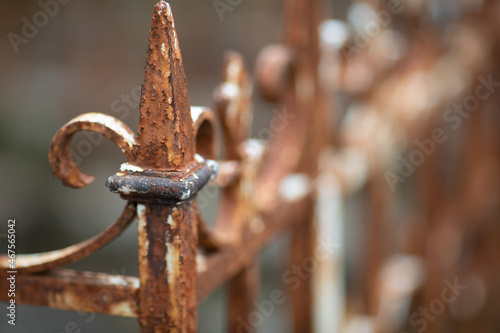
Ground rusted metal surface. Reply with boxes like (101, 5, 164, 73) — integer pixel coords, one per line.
(49, 112, 137, 188)
(106, 162, 216, 205)
(136, 202, 198, 332)
(197, 194, 313, 300)
(1, 0, 323, 331)
(227, 262, 259, 333)
(3, 0, 499, 332)
(254, 44, 294, 103)
(135, 2, 194, 172)
(128, 3, 201, 331)
(214, 51, 253, 161)
(0, 269, 140, 317)
(290, 219, 315, 333)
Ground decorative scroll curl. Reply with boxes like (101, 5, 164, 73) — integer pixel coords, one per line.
(0, 113, 139, 274)
(50, 112, 136, 188)
(196, 51, 261, 251)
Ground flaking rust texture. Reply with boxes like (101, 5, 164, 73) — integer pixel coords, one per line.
(3, 0, 498, 331)
(136, 1, 194, 171)
(8, 269, 139, 317)
(137, 203, 197, 332)
(132, 2, 200, 332)
(214, 51, 253, 161)
(1, 0, 328, 332)
(49, 112, 137, 188)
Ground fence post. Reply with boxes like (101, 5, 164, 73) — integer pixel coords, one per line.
(106, 3, 211, 331)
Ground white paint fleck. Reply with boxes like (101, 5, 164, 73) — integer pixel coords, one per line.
(118, 186, 130, 195)
(180, 189, 191, 201)
(196, 254, 207, 272)
(206, 159, 219, 180)
(319, 20, 350, 50)
(137, 204, 149, 253)
(110, 301, 136, 318)
(220, 82, 239, 99)
(279, 173, 312, 202)
(106, 276, 130, 287)
(118, 186, 137, 195)
(379, 255, 426, 295)
(137, 204, 147, 221)
(190, 106, 205, 123)
(195, 154, 205, 163)
(69, 113, 136, 149)
(244, 139, 265, 160)
(166, 242, 177, 285)
(172, 29, 179, 56)
(167, 214, 174, 227)
(165, 235, 181, 322)
(120, 163, 144, 173)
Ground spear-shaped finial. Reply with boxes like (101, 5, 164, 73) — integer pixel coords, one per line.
(135, 1, 194, 170)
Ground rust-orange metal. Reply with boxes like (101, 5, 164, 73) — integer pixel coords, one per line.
(2, 0, 498, 332)
(0, 0, 326, 332)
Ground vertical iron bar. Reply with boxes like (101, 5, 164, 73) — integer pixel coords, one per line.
(290, 218, 315, 333)
(227, 262, 260, 333)
(134, 2, 197, 332)
(282, 0, 327, 331)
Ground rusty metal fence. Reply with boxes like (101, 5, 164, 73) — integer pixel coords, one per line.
(2, 0, 500, 332)
(1, 0, 328, 331)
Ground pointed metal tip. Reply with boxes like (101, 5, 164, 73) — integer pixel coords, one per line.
(136, 1, 194, 170)
(153, 1, 172, 19)
(148, 1, 181, 64)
